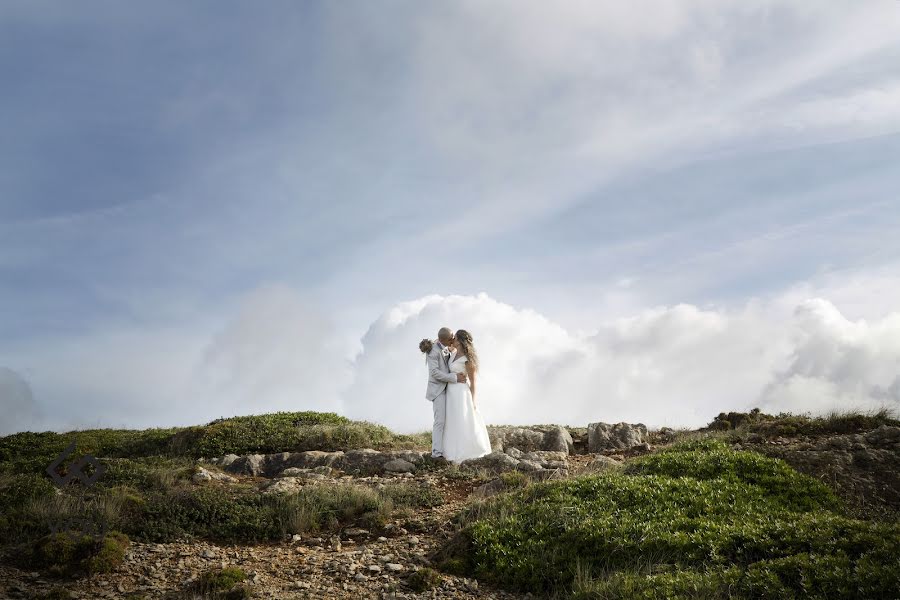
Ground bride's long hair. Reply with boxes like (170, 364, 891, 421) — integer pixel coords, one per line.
(454, 329, 478, 371)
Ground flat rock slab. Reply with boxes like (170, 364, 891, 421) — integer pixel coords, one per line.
(212, 449, 430, 477)
(459, 449, 569, 475)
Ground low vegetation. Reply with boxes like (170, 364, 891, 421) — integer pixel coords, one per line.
(1, 469, 443, 550)
(137, 479, 441, 543)
(0, 411, 432, 479)
(407, 566, 443, 592)
(0, 411, 435, 547)
(2, 408, 898, 597)
(435, 439, 900, 599)
(703, 406, 899, 437)
(18, 530, 130, 577)
(181, 566, 253, 600)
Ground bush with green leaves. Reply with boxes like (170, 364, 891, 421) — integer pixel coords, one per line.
(437, 441, 900, 599)
(20, 530, 130, 577)
(0, 428, 184, 477)
(119, 480, 443, 544)
(407, 566, 443, 592)
(166, 411, 352, 457)
(622, 438, 841, 512)
(0, 473, 59, 542)
(704, 407, 899, 436)
(0, 411, 430, 480)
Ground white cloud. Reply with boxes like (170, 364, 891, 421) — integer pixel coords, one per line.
(2, 327, 212, 432)
(0, 283, 355, 432)
(343, 293, 577, 431)
(344, 291, 899, 434)
(0, 367, 42, 435)
(197, 283, 354, 417)
(2, 284, 898, 436)
(759, 299, 900, 414)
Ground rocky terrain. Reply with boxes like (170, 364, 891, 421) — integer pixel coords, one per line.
(1, 411, 898, 599)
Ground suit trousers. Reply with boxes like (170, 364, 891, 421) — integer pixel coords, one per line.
(431, 389, 447, 457)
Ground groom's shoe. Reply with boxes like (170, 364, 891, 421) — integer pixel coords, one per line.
(431, 454, 450, 466)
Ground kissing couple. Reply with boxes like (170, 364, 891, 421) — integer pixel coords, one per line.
(419, 328, 492, 464)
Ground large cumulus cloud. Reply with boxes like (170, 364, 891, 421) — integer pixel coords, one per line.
(759, 299, 900, 414)
(342, 293, 577, 431)
(344, 293, 899, 433)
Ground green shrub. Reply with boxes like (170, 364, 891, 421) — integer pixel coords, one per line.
(166, 411, 351, 457)
(38, 586, 75, 600)
(198, 566, 247, 590)
(0, 473, 59, 542)
(573, 551, 900, 600)
(84, 531, 130, 574)
(120, 480, 435, 544)
(499, 470, 532, 489)
(407, 566, 442, 592)
(100, 456, 196, 490)
(0, 411, 424, 477)
(623, 439, 842, 512)
(0, 472, 57, 508)
(703, 407, 900, 437)
(182, 566, 253, 599)
(439, 443, 900, 598)
(24, 530, 129, 577)
(706, 407, 773, 431)
(380, 481, 444, 509)
(0, 428, 184, 476)
(132, 486, 283, 543)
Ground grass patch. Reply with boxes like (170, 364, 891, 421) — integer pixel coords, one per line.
(0, 412, 430, 480)
(162, 566, 252, 599)
(407, 566, 442, 592)
(17, 530, 129, 578)
(0, 473, 60, 542)
(166, 411, 351, 457)
(436, 441, 900, 599)
(623, 439, 842, 512)
(703, 407, 899, 437)
(113, 479, 443, 544)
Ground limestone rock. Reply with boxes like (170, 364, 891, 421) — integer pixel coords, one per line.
(383, 459, 416, 473)
(585, 455, 620, 472)
(487, 425, 575, 454)
(191, 467, 237, 484)
(587, 422, 648, 451)
(459, 451, 520, 473)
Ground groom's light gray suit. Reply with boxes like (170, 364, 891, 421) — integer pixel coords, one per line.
(425, 341, 458, 457)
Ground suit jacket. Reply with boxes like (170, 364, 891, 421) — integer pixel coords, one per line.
(425, 341, 457, 401)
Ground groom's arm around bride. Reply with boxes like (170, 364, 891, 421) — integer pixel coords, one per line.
(420, 338, 466, 402)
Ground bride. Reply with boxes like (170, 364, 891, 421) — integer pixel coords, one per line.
(442, 329, 493, 463)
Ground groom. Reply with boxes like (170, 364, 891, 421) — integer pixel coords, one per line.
(425, 327, 468, 460)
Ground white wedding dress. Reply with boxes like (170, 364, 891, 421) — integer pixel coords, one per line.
(442, 352, 493, 464)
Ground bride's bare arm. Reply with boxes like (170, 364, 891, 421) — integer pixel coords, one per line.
(466, 361, 477, 403)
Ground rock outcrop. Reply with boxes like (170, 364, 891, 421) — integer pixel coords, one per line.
(487, 425, 574, 454)
(460, 449, 568, 475)
(211, 449, 430, 477)
(586, 422, 648, 451)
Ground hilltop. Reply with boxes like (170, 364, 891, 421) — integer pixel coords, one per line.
(0, 408, 898, 599)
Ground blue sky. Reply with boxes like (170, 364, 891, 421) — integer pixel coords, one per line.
(2, 2, 900, 433)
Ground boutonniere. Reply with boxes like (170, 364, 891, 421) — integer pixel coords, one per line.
(441, 347, 450, 357)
